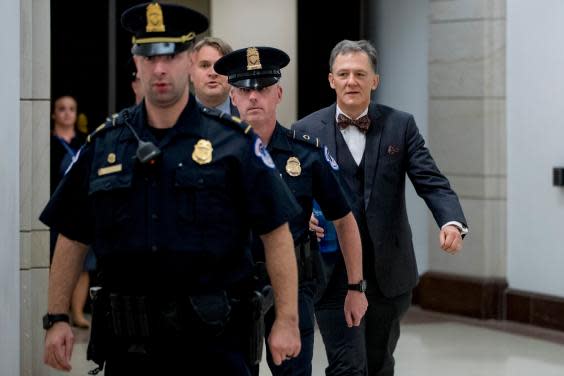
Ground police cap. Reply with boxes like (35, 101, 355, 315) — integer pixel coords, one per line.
(214, 47, 290, 89)
(121, 2, 208, 57)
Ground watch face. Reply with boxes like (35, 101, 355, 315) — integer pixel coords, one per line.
(42, 314, 52, 330)
(360, 280, 367, 292)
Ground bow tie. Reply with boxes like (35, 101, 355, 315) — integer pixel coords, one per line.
(337, 114, 371, 133)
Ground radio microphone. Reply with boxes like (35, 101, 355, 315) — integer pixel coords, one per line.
(120, 112, 162, 164)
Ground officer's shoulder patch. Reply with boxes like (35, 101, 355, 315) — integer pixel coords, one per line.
(200, 106, 254, 136)
(286, 129, 321, 149)
(323, 145, 339, 171)
(253, 137, 276, 168)
(86, 113, 123, 143)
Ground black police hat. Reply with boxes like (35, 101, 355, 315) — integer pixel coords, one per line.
(121, 2, 208, 57)
(214, 47, 290, 89)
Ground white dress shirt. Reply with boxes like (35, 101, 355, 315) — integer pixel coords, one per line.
(335, 105, 368, 165)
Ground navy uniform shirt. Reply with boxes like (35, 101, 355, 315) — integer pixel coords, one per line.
(263, 123, 350, 247)
(40, 95, 301, 293)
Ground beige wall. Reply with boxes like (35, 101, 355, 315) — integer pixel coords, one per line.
(20, 0, 53, 374)
(427, 0, 506, 278)
(210, 0, 298, 127)
(1, 0, 20, 374)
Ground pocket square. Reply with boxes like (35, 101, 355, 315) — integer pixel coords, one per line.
(387, 145, 400, 155)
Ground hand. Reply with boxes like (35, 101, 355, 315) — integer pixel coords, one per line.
(43, 322, 74, 371)
(344, 291, 368, 327)
(439, 225, 463, 254)
(309, 214, 324, 240)
(267, 317, 301, 366)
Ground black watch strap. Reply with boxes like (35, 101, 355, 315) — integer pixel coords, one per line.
(43, 313, 70, 330)
(347, 280, 367, 292)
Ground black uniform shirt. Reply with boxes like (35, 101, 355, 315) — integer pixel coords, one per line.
(40, 96, 301, 293)
(267, 123, 351, 245)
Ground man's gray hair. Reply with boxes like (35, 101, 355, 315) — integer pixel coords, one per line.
(329, 40, 378, 73)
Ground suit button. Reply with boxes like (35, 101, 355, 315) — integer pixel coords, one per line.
(151, 213, 158, 221)
(151, 245, 158, 252)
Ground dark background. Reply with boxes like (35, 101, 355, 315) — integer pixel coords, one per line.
(51, 0, 369, 131)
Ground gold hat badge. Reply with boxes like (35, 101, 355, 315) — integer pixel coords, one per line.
(192, 139, 213, 165)
(146, 2, 165, 33)
(285, 156, 301, 177)
(247, 47, 262, 71)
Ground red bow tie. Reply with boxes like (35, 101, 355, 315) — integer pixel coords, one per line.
(337, 114, 371, 133)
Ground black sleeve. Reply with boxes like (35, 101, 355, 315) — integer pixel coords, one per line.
(405, 115, 467, 227)
(241, 136, 302, 235)
(40, 144, 95, 245)
(312, 147, 351, 221)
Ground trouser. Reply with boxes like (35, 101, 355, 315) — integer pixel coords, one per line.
(315, 256, 412, 376)
(91, 289, 253, 376)
(251, 283, 315, 376)
(103, 336, 250, 376)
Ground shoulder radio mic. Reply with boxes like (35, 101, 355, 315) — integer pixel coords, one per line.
(120, 112, 162, 164)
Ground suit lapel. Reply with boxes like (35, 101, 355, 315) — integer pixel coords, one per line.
(318, 104, 338, 157)
(363, 103, 383, 209)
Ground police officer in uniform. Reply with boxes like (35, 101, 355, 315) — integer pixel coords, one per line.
(215, 46, 368, 376)
(41, 3, 301, 375)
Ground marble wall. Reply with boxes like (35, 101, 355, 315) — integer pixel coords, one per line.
(20, 0, 53, 374)
(427, 0, 507, 278)
(0, 1, 21, 374)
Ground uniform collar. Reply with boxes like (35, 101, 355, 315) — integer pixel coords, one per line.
(132, 93, 204, 144)
(267, 122, 292, 153)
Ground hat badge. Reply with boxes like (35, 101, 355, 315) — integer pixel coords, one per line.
(247, 47, 262, 71)
(285, 156, 301, 177)
(146, 2, 165, 33)
(192, 139, 213, 165)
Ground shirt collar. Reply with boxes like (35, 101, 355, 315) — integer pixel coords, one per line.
(195, 95, 232, 115)
(267, 122, 292, 153)
(335, 104, 369, 122)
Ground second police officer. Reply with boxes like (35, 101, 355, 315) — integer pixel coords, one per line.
(215, 46, 369, 376)
(41, 3, 302, 375)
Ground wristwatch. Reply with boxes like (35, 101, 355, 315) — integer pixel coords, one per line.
(42, 313, 70, 330)
(348, 280, 367, 293)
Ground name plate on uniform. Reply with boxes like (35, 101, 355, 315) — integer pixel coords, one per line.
(98, 164, 123, 176)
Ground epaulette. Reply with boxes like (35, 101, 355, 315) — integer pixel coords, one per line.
(86, 113, 123, 143)
(286, 129, 321, 148)
(200, 106, 254, 136)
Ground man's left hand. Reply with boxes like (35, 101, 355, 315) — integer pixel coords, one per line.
(344, 291, 368, 327)
(439, 225, 463, 254)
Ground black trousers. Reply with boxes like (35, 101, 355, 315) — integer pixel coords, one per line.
(101, 296, 252, 376)
(315, 256, 411, 376)
(103, 331, 251, 376)
(265, 283, 316, 376)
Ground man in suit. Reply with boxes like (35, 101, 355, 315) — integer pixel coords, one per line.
(293, 39, 468, 376)
(216, 45, 367, 376)
(190, 37, 239, 115)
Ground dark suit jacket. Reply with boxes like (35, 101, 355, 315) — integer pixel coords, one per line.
(293, 102, 467, 297)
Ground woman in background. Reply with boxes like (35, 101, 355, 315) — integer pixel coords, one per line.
(50, 95, 94, 328)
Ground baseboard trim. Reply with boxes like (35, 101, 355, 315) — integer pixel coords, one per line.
(415, 271, 507, 319)
(414, 272, 564, 332)
(505, 289, 564, 332)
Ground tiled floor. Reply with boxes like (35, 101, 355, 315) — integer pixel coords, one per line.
(62, 307, 564, 375)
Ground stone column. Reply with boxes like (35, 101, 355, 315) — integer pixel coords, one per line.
(0, 0, 20, 374)
(20, 0, 53, 374)
(418, 0, 507, 318)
